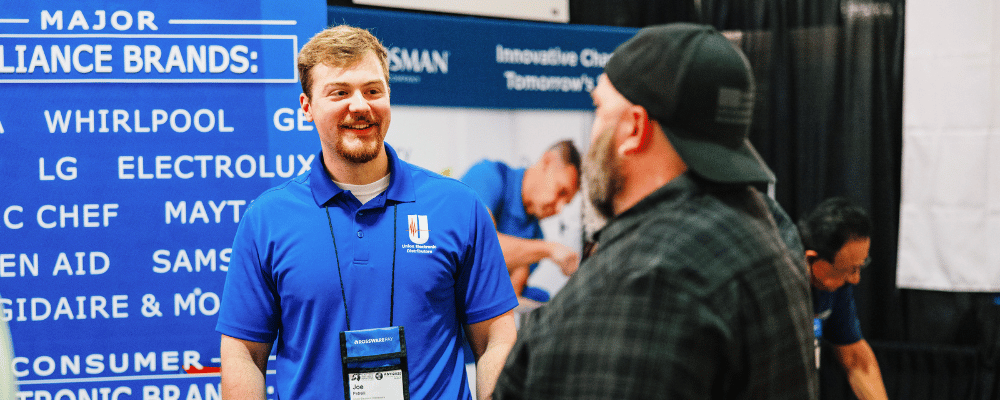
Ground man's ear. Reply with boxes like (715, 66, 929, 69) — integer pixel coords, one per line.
(804, 249, 821, 266)
(617, 106, 653, 156)
(539, 149, 558, 169)
(299, 93, 314, 122)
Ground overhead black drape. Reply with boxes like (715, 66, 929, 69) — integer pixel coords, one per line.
(328, 0, 997, 398)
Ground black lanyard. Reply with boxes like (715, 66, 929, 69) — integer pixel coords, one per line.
(325, 203, 397, 331)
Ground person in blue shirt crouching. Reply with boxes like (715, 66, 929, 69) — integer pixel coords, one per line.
(799, 197, 888, 400)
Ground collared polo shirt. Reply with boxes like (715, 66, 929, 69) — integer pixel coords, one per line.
(813, 284, 864, 345)
(217, 143, 517, 400)
(461, 160, 543, 242)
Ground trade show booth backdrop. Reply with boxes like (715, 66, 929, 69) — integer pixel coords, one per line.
(0, 2, 633, 398)
(9, 0, 999, 398)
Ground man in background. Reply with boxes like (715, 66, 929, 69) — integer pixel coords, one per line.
(799, 197, 888, 400)
(461, 140, 581, 299)
(495, 23, 816, 399)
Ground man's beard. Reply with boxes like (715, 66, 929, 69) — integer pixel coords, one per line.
(583, 127, 623, 221)
(336, 114, 385, 164)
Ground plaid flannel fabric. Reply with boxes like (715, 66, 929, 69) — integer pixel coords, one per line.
(496, 174, 817, 400)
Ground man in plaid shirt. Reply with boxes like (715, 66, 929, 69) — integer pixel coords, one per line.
(495, 23, 817, 399)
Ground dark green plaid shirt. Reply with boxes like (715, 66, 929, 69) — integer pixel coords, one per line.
(495, 174, 817, 400)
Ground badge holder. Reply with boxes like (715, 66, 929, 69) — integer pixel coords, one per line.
(341, 326, 409, 400)
(328, 206, 408, 399)
(813, 318, 823, 369)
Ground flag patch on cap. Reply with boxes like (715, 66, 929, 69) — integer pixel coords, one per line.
(716, 87, 754, 125)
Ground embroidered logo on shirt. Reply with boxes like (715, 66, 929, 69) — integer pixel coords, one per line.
(407, 215, 430, 244)
(403, 214, 437, 254)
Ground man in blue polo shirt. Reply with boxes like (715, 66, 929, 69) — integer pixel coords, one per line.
(799, 197, 888, 400)
(461, 141, 581, 299)
(217, 25, 518, 400)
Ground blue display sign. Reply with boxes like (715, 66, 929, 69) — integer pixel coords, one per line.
(327, 6, 636, 110)
(0, 1, 324, 398)
(0, 34, 298, 83)
(3, 3, 635, 399)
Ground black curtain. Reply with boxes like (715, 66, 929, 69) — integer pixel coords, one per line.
(328, 0, 999, 398)
(571, 0, 997, 398)
(573, 0, 907, 337)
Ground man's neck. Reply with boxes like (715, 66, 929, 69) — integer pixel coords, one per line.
(613, 164, 682, 216)
(323, 148, 390, 185)
(613, 133, 688, 216)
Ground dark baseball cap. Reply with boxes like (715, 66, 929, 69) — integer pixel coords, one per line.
(604, 23, 775, 185)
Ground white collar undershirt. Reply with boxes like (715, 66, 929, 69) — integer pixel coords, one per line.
(333, 174, 391, 205)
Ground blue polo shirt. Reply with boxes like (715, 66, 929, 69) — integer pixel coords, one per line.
(217, 143, 517, 400)
(813, 284, 863, 345)
(461, 160, 543, 244)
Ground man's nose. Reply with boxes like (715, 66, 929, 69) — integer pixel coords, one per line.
(348, 91, 371, 113)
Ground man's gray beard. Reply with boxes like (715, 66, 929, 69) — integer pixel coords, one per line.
(581, 179, 608, 240)
(583, 127, 623, 223)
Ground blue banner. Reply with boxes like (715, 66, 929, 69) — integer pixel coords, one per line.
(0, 0, 325, 397)
(327, 6, 636, 110)
(3, 3, 636, 398)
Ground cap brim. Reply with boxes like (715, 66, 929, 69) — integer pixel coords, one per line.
(663, 127, 775, 185)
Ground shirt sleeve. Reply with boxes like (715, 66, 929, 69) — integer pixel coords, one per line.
(216, 209, 281, 343)
(764, 195, 805, 259)
(823, 285, 864, 345)
(456, 195, 518, 325)
(460, 161, 504, 217)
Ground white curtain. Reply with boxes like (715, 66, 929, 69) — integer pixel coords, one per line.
(896, 0, 1000, 291)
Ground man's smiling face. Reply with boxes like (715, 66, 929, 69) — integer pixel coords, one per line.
(300, 51, 391, 164)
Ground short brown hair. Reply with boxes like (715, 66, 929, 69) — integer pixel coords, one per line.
(297, 25, 390, 100)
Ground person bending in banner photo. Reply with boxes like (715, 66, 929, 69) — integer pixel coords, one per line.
(495, 23, 817, 399)
(216, 25, 518, 400)
(799, 197, 888, 400)
(461, 140, 581, 303)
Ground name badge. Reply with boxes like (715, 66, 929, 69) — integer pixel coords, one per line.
(813, 318, 822, 369)
(341, 326, 409, 400)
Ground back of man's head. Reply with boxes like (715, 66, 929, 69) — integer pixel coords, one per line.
(603, 23, 774, 185)
(798, 197, 872, 261)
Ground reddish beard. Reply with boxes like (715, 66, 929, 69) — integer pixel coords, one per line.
(336, 114, 385, 164)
